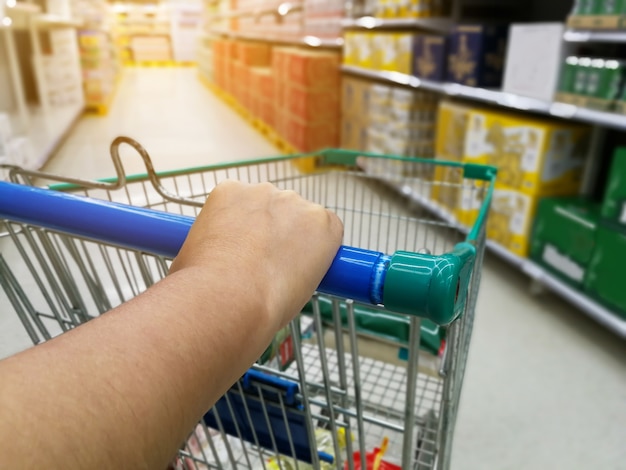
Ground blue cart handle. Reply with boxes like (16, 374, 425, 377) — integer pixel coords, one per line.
(0, 182, 475, 324)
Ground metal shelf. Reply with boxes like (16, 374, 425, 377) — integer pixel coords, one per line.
(522, 262, 626, 338)
(341, 65, 626, 131)
(211, 28, 343, 48)
(360, 166, 626, 338)
(564, 29, 626, 43)
(341, 16, 452, 33)
(32, 14, 84, 29)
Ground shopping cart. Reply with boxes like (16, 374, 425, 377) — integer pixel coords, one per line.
(0, 137, 495, 470)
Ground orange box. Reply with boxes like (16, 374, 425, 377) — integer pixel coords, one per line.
(259, 98, 275, 128)
(249, 67, 273, 101)
(272, 47, 294, 80)
(288, 50, 340, 89)
(238, 42, 272, 67)
(224, 40, 238, 61)
(286, 86, 339, 122)
(257, 69, 274, 99)
(285, 115, 338, 152)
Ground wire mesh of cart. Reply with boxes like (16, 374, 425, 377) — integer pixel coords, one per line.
(0, 138, 495, 470)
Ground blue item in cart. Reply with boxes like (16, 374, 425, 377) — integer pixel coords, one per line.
(203, 369, 334, 464)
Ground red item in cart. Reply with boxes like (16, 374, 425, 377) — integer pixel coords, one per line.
(347, 451, 401, 470)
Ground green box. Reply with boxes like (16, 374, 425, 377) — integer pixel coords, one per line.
(595, 0, 626, 14)
(601, 147, 626, 226)
(531, 197, 600, 286)
(585, 225, 626, 318)
(573, 58, 592, 95)
(559, 57, 580, 93)
(577, 0, 597, 14)
(586, 59, 626, 100)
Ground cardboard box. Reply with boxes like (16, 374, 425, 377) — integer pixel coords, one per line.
(447, 24, 509, 88)
(285, 115, 338, 151)
(601, 147, 626, 227)
(249, 67, 274, 102)
(585, 225, 626, 318)
(413, 34, 448, 81)
(485, 185, 539, 257)
(288, 49, 340, 89)
(341, 76, 372, 117)
(462, 108, 590, 195)
(286, 86, 339, 122)
(434, 100, 474, 161)
(237, 41, 271, 66)
(259, 97, 275, 127)
(530, 197, 600, 286)
(341, 116, 369, 151)
(502, 23, 567, 101)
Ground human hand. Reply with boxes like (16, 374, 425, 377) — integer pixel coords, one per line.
(170, 180, 343, 329)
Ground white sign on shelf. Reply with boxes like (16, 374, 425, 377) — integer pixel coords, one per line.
(503, 22, 569, 102)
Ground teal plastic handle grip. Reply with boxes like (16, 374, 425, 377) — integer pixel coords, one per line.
(382, 242, 476, 325)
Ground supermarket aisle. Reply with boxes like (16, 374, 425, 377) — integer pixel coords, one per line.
(5, 68, 626, 469)
(42, 67, 278, 178)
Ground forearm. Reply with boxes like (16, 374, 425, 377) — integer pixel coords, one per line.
(0, 266, 279, 469)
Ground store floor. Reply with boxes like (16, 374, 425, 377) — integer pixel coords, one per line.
(4, 68, 625, 469)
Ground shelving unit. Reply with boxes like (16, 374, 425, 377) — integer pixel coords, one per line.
(211, 28, 342, 47)
(564, 29, 626, 43)
(341, 65, 626, 131)
(17, 102, 84, 169)
(341, 16, 452, 32)
(359, 164, 626, 338)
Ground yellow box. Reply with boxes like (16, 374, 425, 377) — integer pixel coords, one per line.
(463, 108, 591, 196)
(395, 33, 414, 74)
(343, 32, 358, 66)
(434, 100, 475, 162)
(486, 185, 539, 258)
(453, 179, 489, 228)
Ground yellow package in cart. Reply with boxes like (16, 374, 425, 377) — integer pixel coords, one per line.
(463, 109, 591, 196)
(486, 185, 539, 257)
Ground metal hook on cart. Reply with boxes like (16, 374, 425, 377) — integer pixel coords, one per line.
(3, 136, 204, 208)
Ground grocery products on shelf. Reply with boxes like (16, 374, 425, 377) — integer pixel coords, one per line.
(601, 147, 626, 228)
(447, 24, 508, 88)
(40, 30, 85, 107)
(568, 0, 626, 29)
(343, 31, 425, 75)
(79, 30, 120, 113)
(531, 196, 600, 288)
(586, 225, 626, 318)
(211, 39, 340, 152)
(341, 76, 438, 158)
(412, 34, 447, 81)
(211, 0, 344, 41)
(343, 24, 508, 88)
(556, 56, 626, 112)
(432, 100, 591, 257)
(366, 0, 446, 19)
(110, 3, 176, 64)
